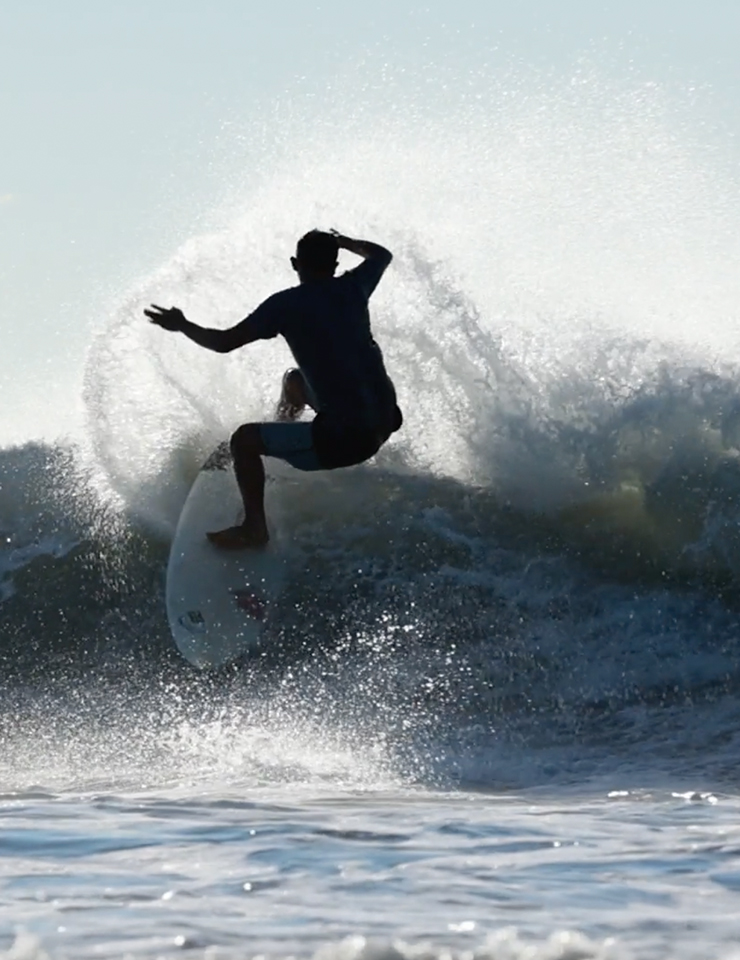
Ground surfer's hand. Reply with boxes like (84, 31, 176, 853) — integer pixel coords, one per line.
(330, 229, 350, 249)
(145, 304, 186, 332)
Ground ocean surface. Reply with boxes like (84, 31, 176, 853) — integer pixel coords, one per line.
(5, 69, 740, 959)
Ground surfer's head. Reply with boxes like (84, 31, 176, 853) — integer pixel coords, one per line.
(291, 230, 339, 281)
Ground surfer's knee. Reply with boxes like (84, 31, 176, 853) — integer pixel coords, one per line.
(230, 423, 265, 457)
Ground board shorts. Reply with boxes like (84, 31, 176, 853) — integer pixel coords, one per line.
(260, 408, 402, 472)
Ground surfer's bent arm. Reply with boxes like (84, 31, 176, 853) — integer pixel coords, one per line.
(332, 232, 393, 267)
(331, 232, 392, 298)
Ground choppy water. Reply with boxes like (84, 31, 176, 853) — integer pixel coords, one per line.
(4, 66, 740, 959)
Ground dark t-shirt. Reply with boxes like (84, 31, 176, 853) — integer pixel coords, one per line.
(244, 254, 397, 432)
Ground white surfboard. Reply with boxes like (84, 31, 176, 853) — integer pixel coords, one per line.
(166, 442, 286, 669)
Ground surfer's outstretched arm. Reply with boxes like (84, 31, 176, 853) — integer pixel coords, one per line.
(144, 304, 270, 353)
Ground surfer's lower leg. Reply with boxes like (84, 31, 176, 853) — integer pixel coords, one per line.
(275, 368, 308, 422)
(207, 424, 269, 549)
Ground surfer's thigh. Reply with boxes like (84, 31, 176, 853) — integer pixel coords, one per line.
(259, 421, 323, 471)
(312, 416, 382, 469)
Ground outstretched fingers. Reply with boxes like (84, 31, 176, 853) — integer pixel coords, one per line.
(144, 304, 185, 331)
(144, 303, 167, 321)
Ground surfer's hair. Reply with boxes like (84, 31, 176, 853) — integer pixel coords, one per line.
(296, 230, 339, 272)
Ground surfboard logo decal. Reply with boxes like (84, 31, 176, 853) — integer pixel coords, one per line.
(179, 610, 207, 633)
(231, 588, 267, 621)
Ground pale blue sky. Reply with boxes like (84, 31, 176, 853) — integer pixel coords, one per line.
(3, 0, 740, 442)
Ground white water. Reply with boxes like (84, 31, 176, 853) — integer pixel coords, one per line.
(82, 68, 740, 532)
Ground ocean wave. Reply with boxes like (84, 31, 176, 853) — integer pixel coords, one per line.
(2, 403, 740, 712)
(1, 928, 626, 960)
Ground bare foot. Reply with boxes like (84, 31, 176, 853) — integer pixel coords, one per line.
(206, 524, 269, 550)
(275, 400, 303, 422)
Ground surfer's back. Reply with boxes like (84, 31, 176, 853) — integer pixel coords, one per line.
(248, 253, 396, 426)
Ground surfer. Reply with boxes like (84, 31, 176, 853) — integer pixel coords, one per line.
(145, 229, 402, 549)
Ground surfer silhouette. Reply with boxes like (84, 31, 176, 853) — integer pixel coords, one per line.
(145, 229, 402, 549)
